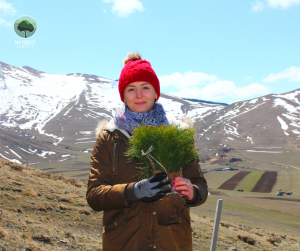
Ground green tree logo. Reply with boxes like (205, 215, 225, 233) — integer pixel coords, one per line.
(14, 16, 37, 38)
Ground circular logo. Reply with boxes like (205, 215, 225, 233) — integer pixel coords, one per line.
(14, 16, 37, 38)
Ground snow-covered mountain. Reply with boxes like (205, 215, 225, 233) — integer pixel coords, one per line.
(0, 61, 224, 165)
(0, 61, 299, 173)
(193, 88, 300, 161)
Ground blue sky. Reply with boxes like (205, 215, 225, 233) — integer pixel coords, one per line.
(1, 0, 300, 104)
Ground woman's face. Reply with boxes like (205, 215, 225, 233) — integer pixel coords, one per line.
(123, 81, 158, 113)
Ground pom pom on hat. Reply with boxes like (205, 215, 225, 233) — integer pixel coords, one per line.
(118, 59, 160, 102)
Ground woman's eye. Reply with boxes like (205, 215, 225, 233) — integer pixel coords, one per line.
(128, 88, 134, 91)
(143, 86, 149, 89)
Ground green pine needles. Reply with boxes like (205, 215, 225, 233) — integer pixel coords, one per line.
(125, 124, 198, 180)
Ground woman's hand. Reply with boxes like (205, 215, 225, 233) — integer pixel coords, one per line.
(133, 172, 172, 203)
(172, 177, 194, 201)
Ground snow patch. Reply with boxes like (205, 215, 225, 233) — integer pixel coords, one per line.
(249, 98, 258, 104)
(0, 153, 22, 164)
(37, 151, 56, 157)
(273, 91, 300, 105)
(18, 147, 33, 154)
(273, 98, 298, 113)
(9, 149, 22, 159)
(58, 158, 68, 162)
(28, 148, 37, 153)
(246, 136, 253, 144)
(64, 105, 74, 116)
(79, 131, 94, 135)
(277, 116, 289, 135)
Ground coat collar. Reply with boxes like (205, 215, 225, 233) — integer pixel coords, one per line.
(103, 119, 131, 139)
(96, 114, 192, 139)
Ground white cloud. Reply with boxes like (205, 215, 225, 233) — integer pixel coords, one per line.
(252, 1, 265, 11)
(267, 0, 300, 9)
(198, 82, 270, 101)
(0, 0, 15, 15)
(162, 71, 270, 101)
(200, 81, 237, 101)
(263, 66, 300, 82)
(235, 83, 270, 98)
(252, 0, 300, 11)
(0, 17, 12, 26)
(159, 71, 218, 89)
(103, 0, 145, 17)
(169, 87, 202, 99)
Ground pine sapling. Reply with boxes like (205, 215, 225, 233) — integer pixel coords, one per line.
(125, 124, 198, 180)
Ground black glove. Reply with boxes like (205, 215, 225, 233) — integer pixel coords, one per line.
(133, 172, 172, 203)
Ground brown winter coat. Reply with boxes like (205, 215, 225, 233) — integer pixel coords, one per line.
(86, 119, 208, 251)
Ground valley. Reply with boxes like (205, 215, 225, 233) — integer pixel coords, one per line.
(0, 61, 300, 249)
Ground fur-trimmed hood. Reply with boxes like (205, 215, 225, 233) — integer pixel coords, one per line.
(95, 114, 194, 138)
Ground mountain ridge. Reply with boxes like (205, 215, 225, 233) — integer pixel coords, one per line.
(0, 61, 299, 179)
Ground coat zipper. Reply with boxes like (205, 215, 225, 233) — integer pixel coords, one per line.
(113, 143, 117, 175)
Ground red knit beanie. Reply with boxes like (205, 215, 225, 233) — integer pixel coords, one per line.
(118, 59, 160, 102)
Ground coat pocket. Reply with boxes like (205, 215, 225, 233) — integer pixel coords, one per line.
(103, 209, 124, 233)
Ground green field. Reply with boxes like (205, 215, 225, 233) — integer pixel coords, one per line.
(273, 170, 300, 196)
(192, 195, 300, 232)
(204, 171, 239, 189)
(235, 171, 264, 192)
(199, 166, 300, 233)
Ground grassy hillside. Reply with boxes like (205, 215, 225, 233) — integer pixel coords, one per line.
(0, 159, 103, 250)
(0, 159, 299, 250)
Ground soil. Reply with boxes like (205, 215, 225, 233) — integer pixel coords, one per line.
(218, 171, 251, 190)
(251, 171, 277, 193)
(156, 192, 185, 226)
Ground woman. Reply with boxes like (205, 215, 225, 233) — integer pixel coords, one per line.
(86, 53, 208, 251)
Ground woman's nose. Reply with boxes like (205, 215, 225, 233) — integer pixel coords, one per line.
(136, 89, 143, 98)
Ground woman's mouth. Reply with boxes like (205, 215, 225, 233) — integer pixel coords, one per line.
(135, 102, 146, 105)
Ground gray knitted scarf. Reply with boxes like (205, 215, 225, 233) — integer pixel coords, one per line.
(114, 103, 169, 133)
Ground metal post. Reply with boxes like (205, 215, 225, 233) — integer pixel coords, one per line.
(210, 199, 223, 251)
